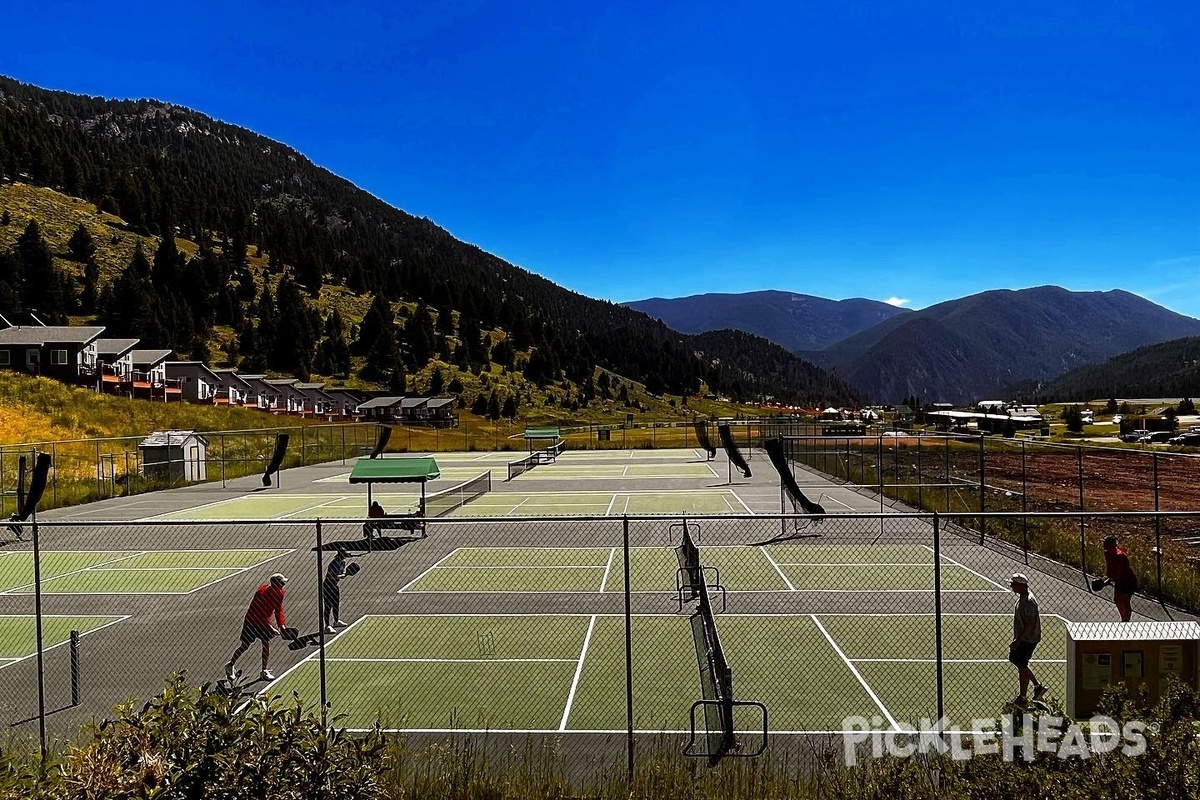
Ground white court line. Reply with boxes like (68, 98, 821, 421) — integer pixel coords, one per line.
(770, 562, 934, 567)
(400, 588, 1003, 595)
(327, 657, 577, 664)
(343, 725, 1056, 736)
(436, 565, 608, 570)
(604, 494, 618, 516)
(397, 549, 462, 593)
(1, 551, 147, 595)
(759, 548, 795, 591)
(849, 658, 1067, 664)
(811, 614, 899, 730)
(246, 617, 367, 711)
(185, 549, 294, 595)
(7, 548, 289, 595)
(278, 495, 359, 518)
(505, 496, 536, 516)
(820, 495, 857, 511)
(559, 615, 598, 730)
(599, 547, 616, 591)
(726, 489, 754, 514)
(142, 494, 249, 519)
(0, 615, 130, 671)
(921, 545, 1009, 590)
(92, 566, 250, 571)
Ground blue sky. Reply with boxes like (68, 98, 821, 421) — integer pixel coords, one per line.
(4, 1, 1200, 316)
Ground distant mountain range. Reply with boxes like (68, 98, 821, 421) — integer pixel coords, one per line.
(627, 286, 1200, 403)
(625, 291, 909, 353)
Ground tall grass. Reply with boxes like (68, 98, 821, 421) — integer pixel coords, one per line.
(3, 675, 1197, 799)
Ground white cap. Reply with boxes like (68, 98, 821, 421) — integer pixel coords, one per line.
(1010, 573, 1029, 586)
(269, 572, 288, 586)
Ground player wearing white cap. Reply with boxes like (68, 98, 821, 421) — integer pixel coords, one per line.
(1007, 572, 1047, 705)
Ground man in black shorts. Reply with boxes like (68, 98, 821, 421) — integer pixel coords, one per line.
(1008, 572, 1048, 705)
(226, 572, 288, 682)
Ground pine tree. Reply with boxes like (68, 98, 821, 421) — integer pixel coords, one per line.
(17, 220, 68, 320)
(67, 224, 97, 263)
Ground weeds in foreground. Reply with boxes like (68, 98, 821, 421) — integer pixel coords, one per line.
(1, 675, 1197, 799)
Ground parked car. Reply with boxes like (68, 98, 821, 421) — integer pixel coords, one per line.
(1168, 432, 1200, 446)
(1112, 415, 1123, 424)
(1139, 430, 1174, 444)
(1120, 429, 1149, 442)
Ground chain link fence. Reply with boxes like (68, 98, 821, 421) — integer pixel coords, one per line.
(1, 509, 1196, 770)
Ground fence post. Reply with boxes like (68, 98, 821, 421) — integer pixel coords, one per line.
(70, 629, 80, 706)
(51, 442, 57, 507)
(316, 519, 328, 728)
(944, 436, 951, 513)
(32, 513, 47, 762)
(978, 436, 986, 543)
(916, 434, 924, 511)
(1077, 446, 1088, 583)
(933, 513, 944, 725)
(1021, 441, 1029, 564)
(623, 516, 634, 781)
(1153, 453, 1162, 599)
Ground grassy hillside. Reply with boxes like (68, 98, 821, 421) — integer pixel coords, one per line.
(2, 184, 777, 418)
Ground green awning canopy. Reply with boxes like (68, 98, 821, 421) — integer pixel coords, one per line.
(348, 457, 440, 484)
(524, 427, 561, 440)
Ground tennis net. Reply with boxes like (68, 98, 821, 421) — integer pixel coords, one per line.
(424, 471, 492, 517)
(507, 453, 539, 480)
(543, 440, 565, 461)
(690, 585, 736, 765)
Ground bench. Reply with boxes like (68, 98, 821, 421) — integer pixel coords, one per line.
(674, 525, 725, 613)
(363, 512, 425, 540)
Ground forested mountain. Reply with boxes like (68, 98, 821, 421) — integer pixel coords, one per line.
(625, 290, 908, 353)
(0, 76, 860, 407)
(1032, 335, 1200, 401)
(821, 287, 1200, 404)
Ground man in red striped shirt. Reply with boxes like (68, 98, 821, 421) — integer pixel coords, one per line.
(226, 573, 288, 681)
(1101, 536, 1138, 622)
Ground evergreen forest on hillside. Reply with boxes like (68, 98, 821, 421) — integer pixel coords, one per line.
(0, 76, 860, 408)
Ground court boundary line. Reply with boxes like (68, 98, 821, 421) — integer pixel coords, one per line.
(1, 549, 294, 596)
(921, 545, 1009, 590)
(559, 615, 598, 730)
(760, 548, 795, 591)
(599, 547, 616, 591)
(811, 614, 899, 730)
(0, 615, 130, 671)
(849, 658, 1067, 664)
(326, 657, 579, 664)
(397, 550, 460, 593)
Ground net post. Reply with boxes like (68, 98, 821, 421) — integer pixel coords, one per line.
(70, 629, 80, 706)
